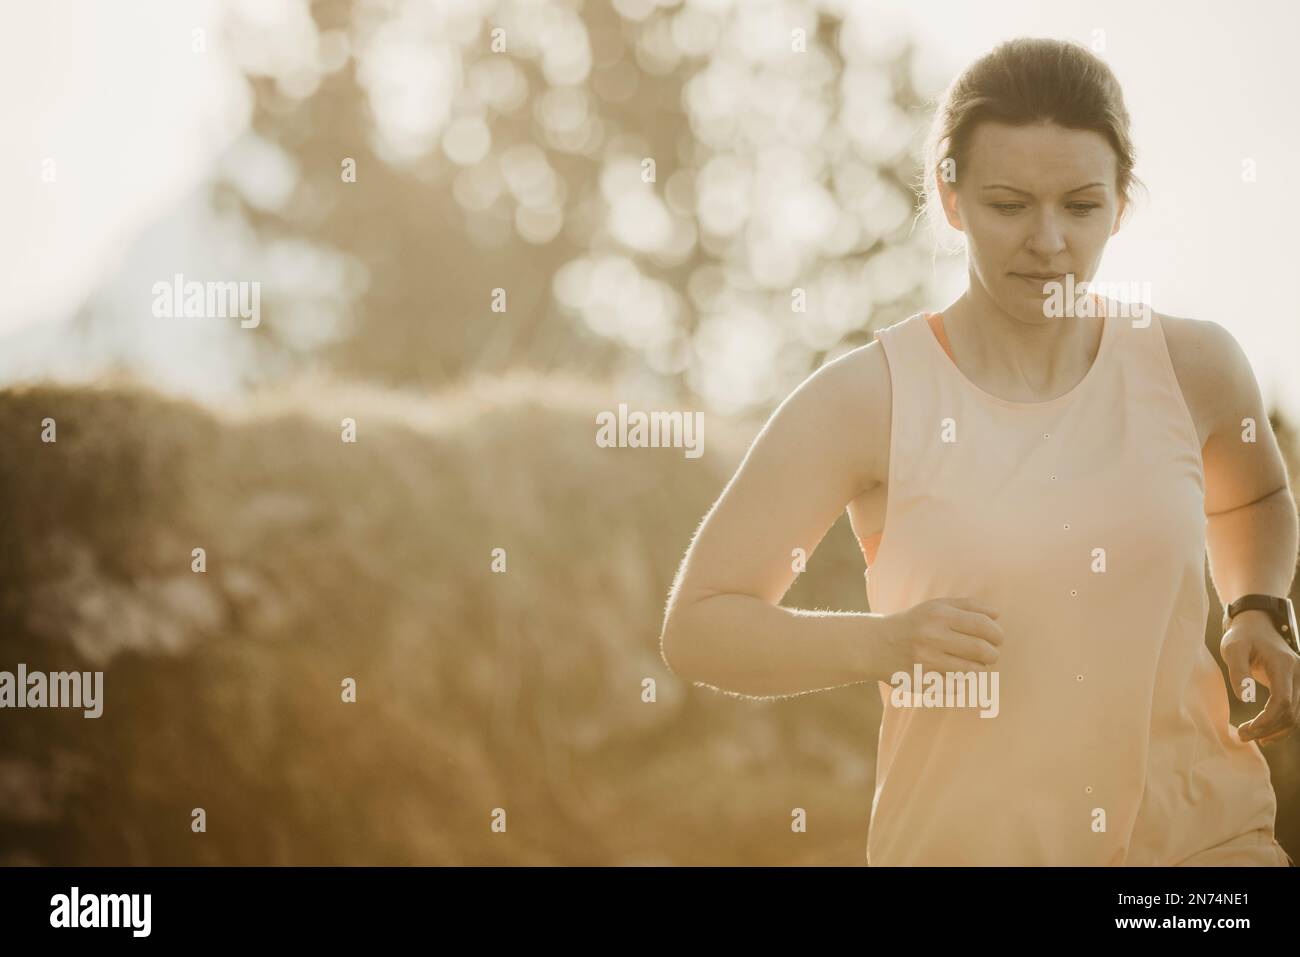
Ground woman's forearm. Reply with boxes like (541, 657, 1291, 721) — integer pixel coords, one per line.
(1206, 485, 1299, 606)
(660, 592, 887, 698)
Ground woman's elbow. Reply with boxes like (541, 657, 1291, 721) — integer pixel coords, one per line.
(659, 593, 705, 681)
(659, 608, 691, 680)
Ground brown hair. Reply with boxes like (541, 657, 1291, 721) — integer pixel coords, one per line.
(918, 37, 1146, 246)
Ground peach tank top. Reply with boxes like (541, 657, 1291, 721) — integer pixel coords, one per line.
(862, 305, 1288, 866)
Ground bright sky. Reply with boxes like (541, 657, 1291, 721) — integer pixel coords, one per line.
(2, 0, 1297, 417)
(0, 0, 245, 333)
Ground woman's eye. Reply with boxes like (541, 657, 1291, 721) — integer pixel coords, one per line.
(990, 202, 1100, 215)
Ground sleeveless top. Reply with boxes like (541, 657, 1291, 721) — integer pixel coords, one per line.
(862, 304, 1287, 866)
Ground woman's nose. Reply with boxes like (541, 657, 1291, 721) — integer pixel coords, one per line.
(1026, 211, 1067, 256)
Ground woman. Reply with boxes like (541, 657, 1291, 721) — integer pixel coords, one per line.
(659, 37, 1299, 866)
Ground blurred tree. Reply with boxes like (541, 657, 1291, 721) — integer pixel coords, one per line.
(215, 0, 935, 414)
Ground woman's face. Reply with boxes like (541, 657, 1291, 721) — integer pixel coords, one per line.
(938, 120, 1126, 323)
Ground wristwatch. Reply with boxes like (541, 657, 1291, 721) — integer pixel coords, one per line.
(1222, 594, 1300, 655)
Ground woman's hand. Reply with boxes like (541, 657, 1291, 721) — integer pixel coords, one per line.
(872, 597, 1005, 682)
(1224, 611, 1300, 746)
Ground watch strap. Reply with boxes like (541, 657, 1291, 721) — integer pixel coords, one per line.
(1223, 594, 1299, 654)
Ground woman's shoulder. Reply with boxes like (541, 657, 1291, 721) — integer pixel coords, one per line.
(825, 337, 893, 410)
(1156, 311, 1255, 449)
(821, 338, 892, 431)
(773, 339, 892, 491)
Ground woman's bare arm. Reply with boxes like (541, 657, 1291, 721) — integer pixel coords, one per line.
(657, 342, 894, 698)
(1192, 319, 1298, 599)
(1182, 318, 1300, 741)
(1163, 314, 1297, 604)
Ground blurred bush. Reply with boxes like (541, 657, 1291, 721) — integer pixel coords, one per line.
(0, 375, 882, 865)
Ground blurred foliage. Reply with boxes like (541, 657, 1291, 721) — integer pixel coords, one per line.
(0, 375, 880, 865)
(216, 0, 935, 414)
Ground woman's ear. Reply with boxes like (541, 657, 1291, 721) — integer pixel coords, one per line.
(1110, 196, 1127, 236)
(937, 168, 964, 232)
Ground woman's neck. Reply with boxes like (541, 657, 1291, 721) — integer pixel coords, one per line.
(941, 289, 1105, 402)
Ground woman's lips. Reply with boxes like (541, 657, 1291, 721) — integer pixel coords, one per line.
(1012, 273, 1065, 289)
